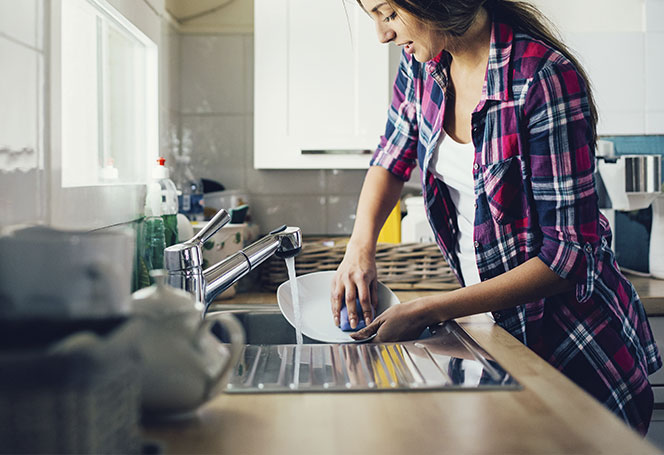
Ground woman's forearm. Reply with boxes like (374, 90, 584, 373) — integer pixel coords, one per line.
(417, 256, 574, 323)
(348, 166, 404, 252)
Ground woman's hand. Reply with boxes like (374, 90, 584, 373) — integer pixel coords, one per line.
(331, 243, 378, 329)
(350, 299, 432, 342)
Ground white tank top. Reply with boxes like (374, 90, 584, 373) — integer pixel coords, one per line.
(429, 132, 481, 287)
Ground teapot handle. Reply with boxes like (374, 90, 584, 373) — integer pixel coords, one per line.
(198, 313, 245, 385)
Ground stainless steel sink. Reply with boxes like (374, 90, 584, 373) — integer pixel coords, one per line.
(210, 305, 520, 393)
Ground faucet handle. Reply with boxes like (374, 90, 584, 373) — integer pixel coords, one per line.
(164, 209, 231, 273)
(190, 209, 231, 245)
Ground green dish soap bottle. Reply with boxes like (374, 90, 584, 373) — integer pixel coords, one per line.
(138, 181, 166, 288)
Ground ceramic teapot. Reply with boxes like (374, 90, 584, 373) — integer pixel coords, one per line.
(130, 270, 244, 417)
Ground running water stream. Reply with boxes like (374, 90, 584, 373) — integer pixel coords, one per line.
(284, 257, 302, 388)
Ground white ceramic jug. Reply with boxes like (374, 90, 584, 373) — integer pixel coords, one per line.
(130, 270, 245, 417)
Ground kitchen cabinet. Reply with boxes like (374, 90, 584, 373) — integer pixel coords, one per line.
(254, 0, 392, 169)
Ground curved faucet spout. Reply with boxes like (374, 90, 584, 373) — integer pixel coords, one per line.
(165, 217, 302, 313)
(271, 226, 302, 258)
(204, 226, 302, 305)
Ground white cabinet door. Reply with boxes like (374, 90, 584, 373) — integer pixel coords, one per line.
(254, 0, 391, 169)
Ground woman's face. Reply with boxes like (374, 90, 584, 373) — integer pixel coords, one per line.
(359, 0, 446, 62)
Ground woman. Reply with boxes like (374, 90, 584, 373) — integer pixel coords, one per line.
(331, 0, 662, 433)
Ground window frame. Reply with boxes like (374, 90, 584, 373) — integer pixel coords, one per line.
(48, 0, 158, 229)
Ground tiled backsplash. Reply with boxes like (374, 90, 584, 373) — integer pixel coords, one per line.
(178, 33, 369, 236)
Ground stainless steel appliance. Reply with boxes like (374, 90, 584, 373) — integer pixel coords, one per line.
(596, 140, 663, 278)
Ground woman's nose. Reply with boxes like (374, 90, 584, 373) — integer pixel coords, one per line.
(375, 22, 395, 44)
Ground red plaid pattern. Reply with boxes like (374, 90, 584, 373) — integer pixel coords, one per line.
(370, 19, 661, 433)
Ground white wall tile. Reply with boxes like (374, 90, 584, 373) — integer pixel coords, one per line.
(0, 37, 39, 169)
(159, 23, 180, 159)
(0, 0, 37, 48)
(567, 31, 646, 135)
(182, 114, 246, 190)
(180, 34, 246, 114)
(645, 32, 664, 110)
(325, 169, 365, 195)
(251, 195, 327, 235)
(50, 185, 144, 230)
(245, 111, 253, 169)
(246, 167, 327, 195)
(646, 112, 664, 135)
(646, 31, 664, 133)
(598, 112, 646, 135)
(646, 0, 664, 32)
(530, 0, 644, 35)
(0, 169, 46, 227)
(244, 35, 254, 114)
(168, 24, 180, 113)
(160, 108, 179, 160)
(326, 195, 357, 235)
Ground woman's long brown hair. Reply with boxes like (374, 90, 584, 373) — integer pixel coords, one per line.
(362, 0, 599, 144)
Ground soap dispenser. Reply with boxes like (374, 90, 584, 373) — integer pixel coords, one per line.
(130, 270, 245, 417)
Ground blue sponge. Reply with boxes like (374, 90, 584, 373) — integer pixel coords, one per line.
(340, 298, 373, 332)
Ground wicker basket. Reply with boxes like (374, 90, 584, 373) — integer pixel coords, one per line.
(260, 237, 460, 291)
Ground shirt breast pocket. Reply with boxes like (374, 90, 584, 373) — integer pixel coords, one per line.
(480, 156, 527, 225)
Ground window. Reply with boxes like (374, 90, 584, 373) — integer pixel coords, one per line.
(56, 0, 158, 187)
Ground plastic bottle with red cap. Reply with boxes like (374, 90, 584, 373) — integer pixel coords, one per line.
(152, 157, 179, 247)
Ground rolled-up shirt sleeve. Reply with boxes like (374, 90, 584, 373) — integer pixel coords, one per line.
(370, 50, 419, 181)
(524, 61, 601, 302)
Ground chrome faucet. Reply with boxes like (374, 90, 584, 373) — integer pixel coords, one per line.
(164, 209, 302, 312)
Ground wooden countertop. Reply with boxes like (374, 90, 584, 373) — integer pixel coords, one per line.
(629, 274, 664, 315)
(143, 278, 664, 454)
(214, 274, 664, 314)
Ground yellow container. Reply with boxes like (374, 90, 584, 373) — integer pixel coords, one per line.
(377, 200, 401, 244)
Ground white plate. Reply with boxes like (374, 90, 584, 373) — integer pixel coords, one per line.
(277, 271, 400, 343)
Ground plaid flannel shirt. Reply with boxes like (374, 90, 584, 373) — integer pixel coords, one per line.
(370, 18, 662, 433)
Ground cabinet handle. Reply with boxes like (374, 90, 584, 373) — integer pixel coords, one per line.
(300, 149, 372, 155)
